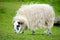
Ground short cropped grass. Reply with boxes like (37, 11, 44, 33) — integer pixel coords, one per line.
(0, 2, 60, 40)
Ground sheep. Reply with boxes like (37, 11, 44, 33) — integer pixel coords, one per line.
(54, 16, 60, 26)
(13, 4, 55, 35)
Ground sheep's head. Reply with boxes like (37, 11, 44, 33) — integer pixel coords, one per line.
(13, 19, 25, 33)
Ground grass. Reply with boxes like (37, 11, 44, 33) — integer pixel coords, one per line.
(0, 2, 60, 40)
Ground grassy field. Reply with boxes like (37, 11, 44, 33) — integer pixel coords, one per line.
(0, 1, 60, 40)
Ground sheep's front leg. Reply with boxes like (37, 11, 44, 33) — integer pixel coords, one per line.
(32, 30, 35, 35)
(20, 27, 25, 34)
(20, 30, 24, 34)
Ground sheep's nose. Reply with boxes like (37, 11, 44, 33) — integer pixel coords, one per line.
(17, 25, 20, 27)
(17, 25, 20, 30)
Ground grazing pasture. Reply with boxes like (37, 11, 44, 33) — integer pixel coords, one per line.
(0, 1, 60, 40)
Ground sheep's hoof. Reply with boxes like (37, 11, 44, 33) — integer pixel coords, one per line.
(32, 31, 35, 35)
(42, 32, 52, 35)
(22, 31, 24, 34)
(48, 32, 52, 35)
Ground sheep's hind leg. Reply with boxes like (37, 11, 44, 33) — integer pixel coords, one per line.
(47, 28, 52, 35)
(42, 21, 52, 35)
(42, 28, 52, 35)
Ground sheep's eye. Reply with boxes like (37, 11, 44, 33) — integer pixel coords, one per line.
(18, 22, 24, 25)
(18, 22, 20, 24)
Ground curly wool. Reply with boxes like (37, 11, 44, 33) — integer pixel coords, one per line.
(15, 4, 55, 30)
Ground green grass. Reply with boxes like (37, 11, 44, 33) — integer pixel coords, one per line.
(0, 2, 60, 40)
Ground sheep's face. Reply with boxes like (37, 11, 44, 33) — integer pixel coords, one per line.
(13, 20, 24, 33)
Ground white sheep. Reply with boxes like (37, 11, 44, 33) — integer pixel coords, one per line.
(13, 4, 55, 34)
